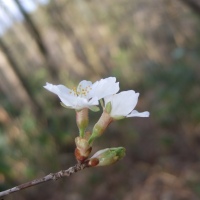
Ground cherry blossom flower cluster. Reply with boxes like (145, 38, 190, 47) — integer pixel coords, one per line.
(44, 77, 149, 167)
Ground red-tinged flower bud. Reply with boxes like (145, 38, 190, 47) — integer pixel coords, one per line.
(87, 147, 126, 167)
(75, 147, 92, 163)
(75, 136, 92, 162)
(87, 158, 99, 167)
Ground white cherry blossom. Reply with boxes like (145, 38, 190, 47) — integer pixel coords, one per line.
(44, 77, 119, 110)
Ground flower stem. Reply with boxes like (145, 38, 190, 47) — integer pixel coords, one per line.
(79, 129, 85, 138)
(76, 108, 89, 137)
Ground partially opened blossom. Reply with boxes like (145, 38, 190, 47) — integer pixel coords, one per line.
(87, 147, 126, 167)
(104, 90, 150, 119)
(89, 90, 149, 143)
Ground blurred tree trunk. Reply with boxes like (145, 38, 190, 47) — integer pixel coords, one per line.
(180, 0, 200, 16)
(47, 1, 98, 76)
(14, 0, 59, 79)
(0, 38, 42, 114)
(74, 0, 112, 74)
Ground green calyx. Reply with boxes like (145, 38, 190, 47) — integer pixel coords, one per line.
(105, 101, 112, 114)
(88, 124, 102, 144)
(89, 106, 100, 112)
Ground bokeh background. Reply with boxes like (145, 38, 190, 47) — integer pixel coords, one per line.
(0, 0, 200, 199)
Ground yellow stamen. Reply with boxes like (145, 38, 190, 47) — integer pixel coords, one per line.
(70, 84, 92, 97)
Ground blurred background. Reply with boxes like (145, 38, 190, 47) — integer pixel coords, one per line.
(0, 0, 200, 199)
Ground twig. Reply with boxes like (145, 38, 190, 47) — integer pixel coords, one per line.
(0, 162, 88, 198)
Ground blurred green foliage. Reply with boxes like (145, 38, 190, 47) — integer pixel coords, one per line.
(145, 63, 200, 126)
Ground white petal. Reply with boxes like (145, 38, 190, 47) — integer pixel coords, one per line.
(77, 80, 93, 98)
(88, 97, 99, 106)
(127, 110, 150, 117)
(78, 80, 92, 88)
(89, 77, 119, 99)
(91, 148, 109, 158)
(74, 97, 89, 109)
(104, 91, 139, 117)
(44, 82, 73, 97)
(71, 96, 99, 110)
(59, 95, 77, 107)
(44, 83, 76, 107)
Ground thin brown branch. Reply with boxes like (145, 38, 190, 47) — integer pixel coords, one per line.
(0, 163, 88, 198)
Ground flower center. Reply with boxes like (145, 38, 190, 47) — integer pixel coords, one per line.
(70, 84, 92, 97)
